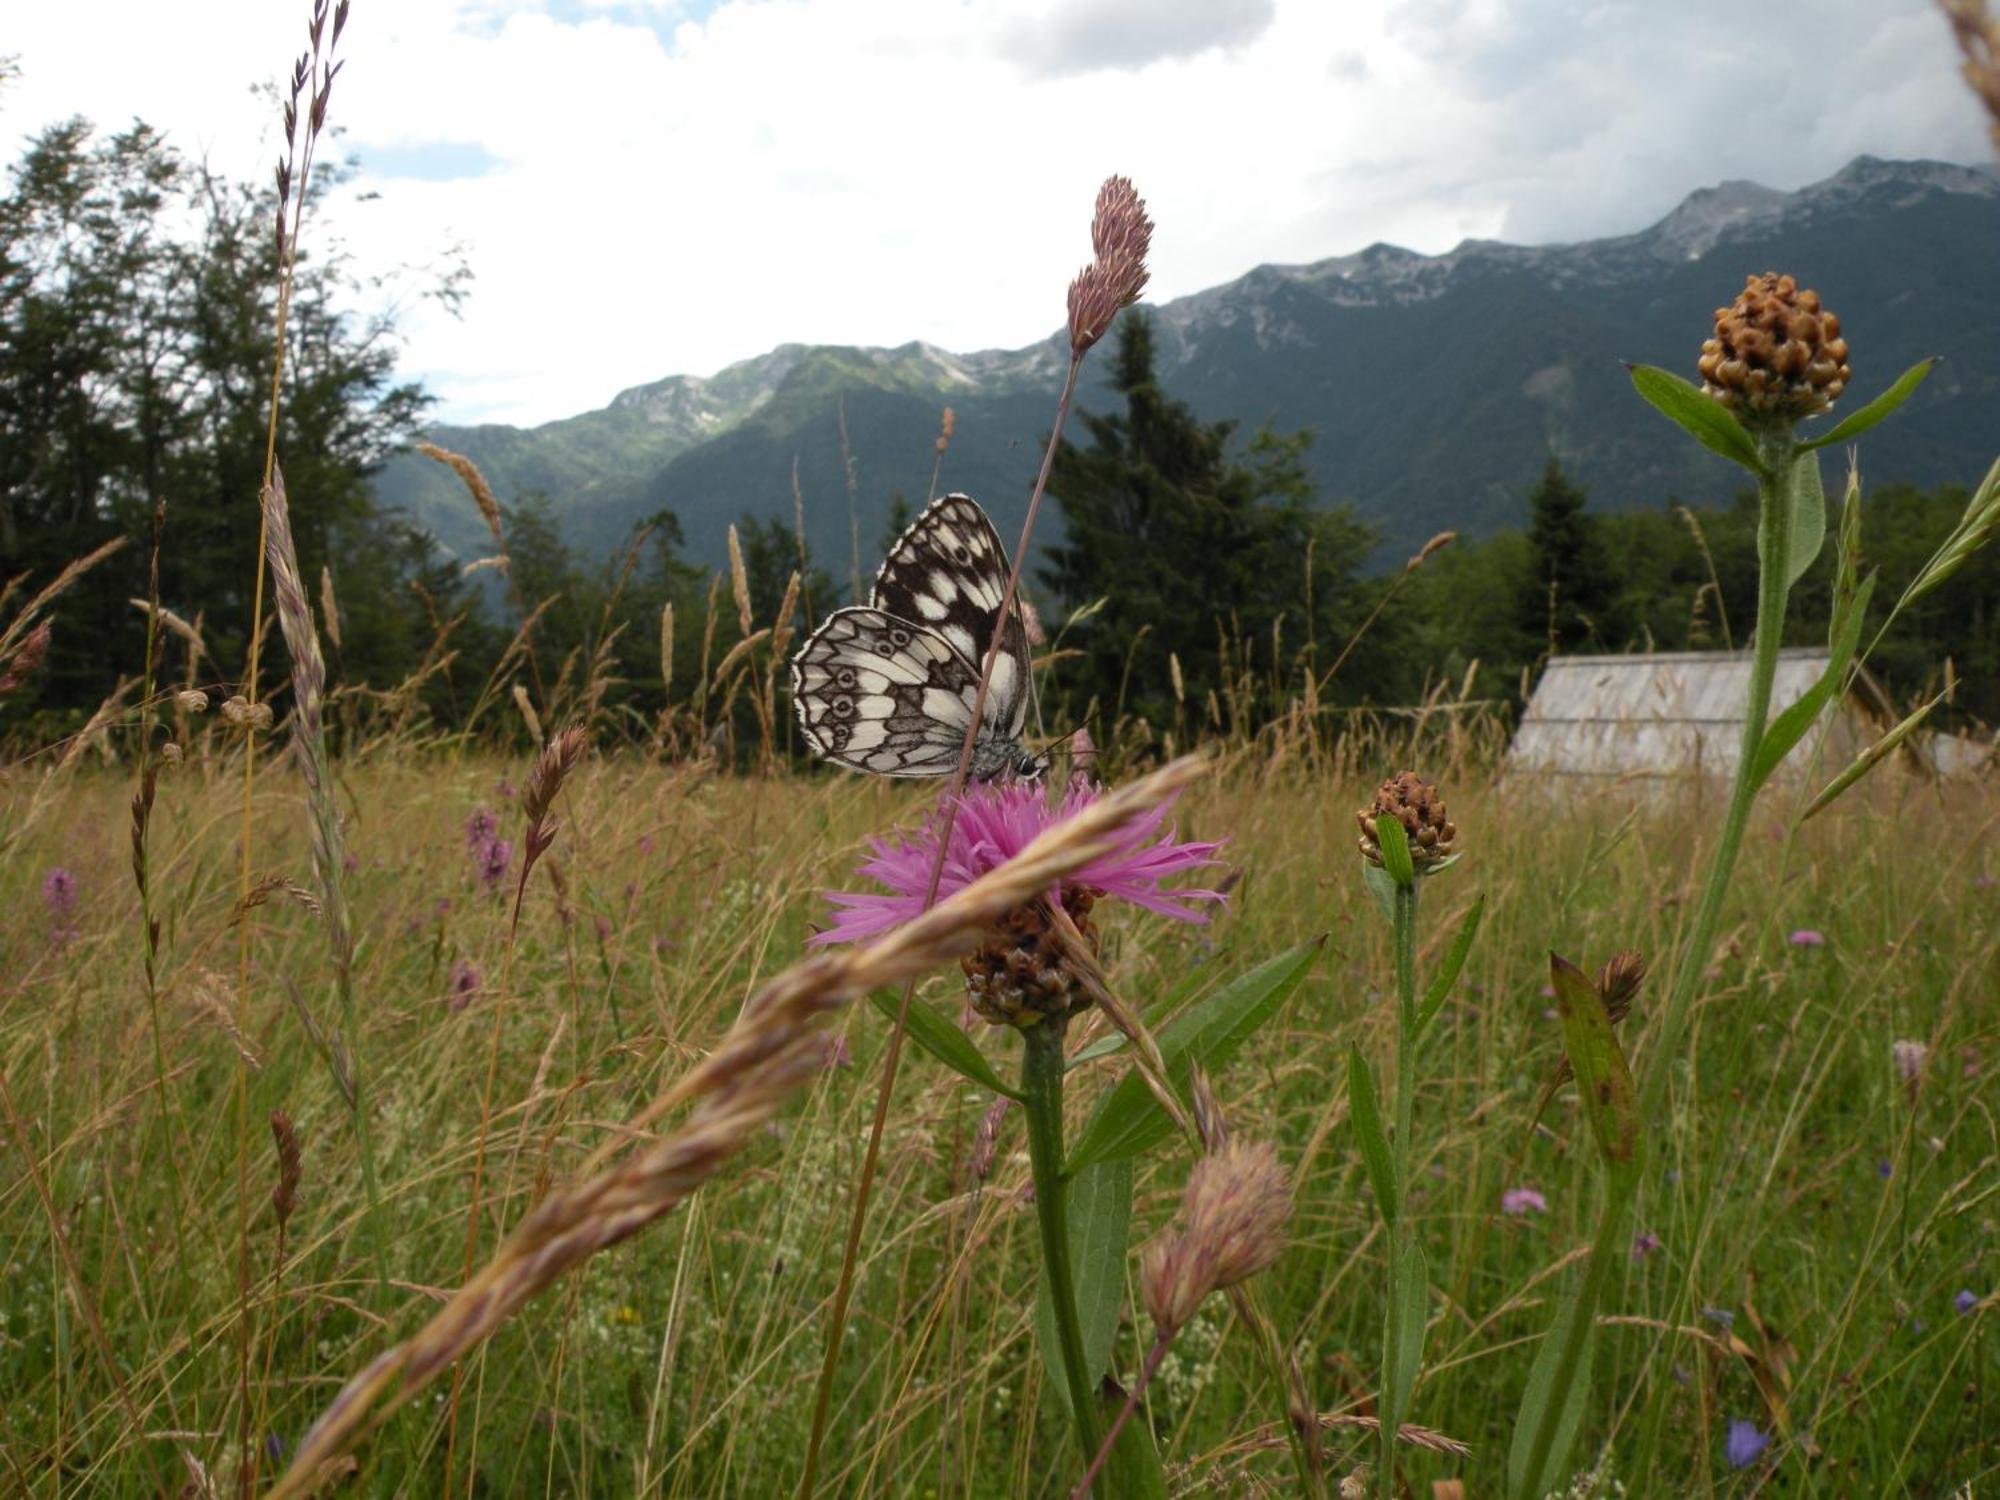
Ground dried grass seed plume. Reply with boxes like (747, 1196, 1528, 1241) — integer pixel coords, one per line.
(1942, 0, 2000, 151)
(267, 756, 1210, 1495)
(1141, 1139, 1292, 1336)
(1067, 175, 1154, 354)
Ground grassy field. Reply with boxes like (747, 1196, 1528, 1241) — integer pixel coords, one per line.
(1, 740, 1994, 1497)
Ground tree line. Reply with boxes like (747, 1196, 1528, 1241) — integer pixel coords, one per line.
(4, 114, 1994, 752)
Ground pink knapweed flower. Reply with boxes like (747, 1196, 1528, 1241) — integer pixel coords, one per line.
(465, 807, 499, 850)
(1501, 1186, 1548, 1216)
(811, 779, 1225, 949)
(1633, 1231, 1663, 1259)
(1787, 929, 1826, 948)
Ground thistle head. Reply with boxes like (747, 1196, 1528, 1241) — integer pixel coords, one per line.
(1355, 771, 1457, 873)
(1139, 1139, 1291, 1335)
(1697, 272, 1850, 427)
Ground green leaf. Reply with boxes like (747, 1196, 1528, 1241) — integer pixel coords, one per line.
(1374, 814, 1415, 889)
(1381, 1235, 1429, 1435)
(1362, 859, 1397, 922)
(1776, 447, 1828, 590)
(1066, 940, 1325, 1174)
(1546, 955, 1643, 1189)
(1416, 894, 1485, 1034)
(1035, 1157, 1133, 1416)
(869, 990, 1024, 1102)
(1801, 357, 1936, 451)
(1067, 963, 1214, 1070)
(1749, 571, 1876, 789)
(1346, 1045, 1397, 1227)
(1802, 691, 1946, 822)
(1627, 364, 1765, 473)
(1507, 1287, 1600, 1500)
(1096, 1376, 1170, 1498)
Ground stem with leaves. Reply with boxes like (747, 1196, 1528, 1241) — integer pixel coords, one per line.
(1022, 1019, 1105, 1471)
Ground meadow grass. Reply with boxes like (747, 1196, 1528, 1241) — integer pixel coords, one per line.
(2, 741, 1993, 1496)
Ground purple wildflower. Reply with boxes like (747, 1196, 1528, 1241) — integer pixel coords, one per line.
(1878, 1159, 1894, 1179)
(1501, 1186, 1547, 1216)
(1955, 1289, 1980, 1316)
(810, 779, 1226, 948)
(1787, 928, 1826, 948)
(1633, 1231, 1662, 1259)
(42, 867, 79, 944)
(465, 807, 499, 850)
(477, 837, 513, 890)
(1725, 1419, 1768, 1469)
(447, 958, 481, 1012)
(1975, 873, 1995, 890)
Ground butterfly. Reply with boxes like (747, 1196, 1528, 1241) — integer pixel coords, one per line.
(790, 493, 1044, 781)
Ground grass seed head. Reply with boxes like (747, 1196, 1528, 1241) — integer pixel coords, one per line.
(1698, 272, 1850, 425)
(270, 1110, 302, 1229)
(1067, 175, 1153, 354)
(1140, 1138, 1291, 1335)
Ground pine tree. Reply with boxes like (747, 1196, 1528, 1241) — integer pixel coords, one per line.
(1038, 313, 1373, 731)
(1518, 456, 1616, 655)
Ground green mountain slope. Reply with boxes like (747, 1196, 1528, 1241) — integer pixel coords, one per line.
(373, 156, 2000, 570)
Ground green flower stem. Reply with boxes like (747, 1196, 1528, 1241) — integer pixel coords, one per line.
(1514, 427, 1798, 1498)
(1517, 1176, 1637, 1494)
(1640, 427, 1794, 1123)
(1021, 1019, 1105, 1475)
(1380, 878, 1419, 1500)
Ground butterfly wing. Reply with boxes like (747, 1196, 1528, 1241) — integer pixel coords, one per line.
(790, 606, 984, 777)
(870, 494, 1031, 741)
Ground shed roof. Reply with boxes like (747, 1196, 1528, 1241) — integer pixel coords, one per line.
(1506, 648, 1871, 779)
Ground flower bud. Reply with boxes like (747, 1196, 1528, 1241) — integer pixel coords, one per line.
(1355, 771, 1457, 873)
(1698, 272, 1850, 426)
(176, 689, 210, 714)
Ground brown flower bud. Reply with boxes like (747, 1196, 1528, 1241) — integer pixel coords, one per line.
(1697, 272, 1850, 425)
(176, 689, 210, 715)
(1140, 1139, 1290, 1334)
(1594, 949, 1647, 1024)
(1355, 771, 1458, 873)
(961, 891, 1099, 1027)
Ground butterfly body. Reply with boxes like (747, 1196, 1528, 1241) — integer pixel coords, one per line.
(791, 494, 1043, 781)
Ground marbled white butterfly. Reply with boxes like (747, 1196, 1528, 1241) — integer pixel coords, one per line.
(790, 493, 1043, 781)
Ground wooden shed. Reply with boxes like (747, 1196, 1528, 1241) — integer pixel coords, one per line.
(1505, 648, 1881, 781)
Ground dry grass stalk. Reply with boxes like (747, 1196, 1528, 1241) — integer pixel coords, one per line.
(512, 682, 543, 743)
(125, 598, 209, 662)
(319, 564, 341, 651)
(659, 601, 674, 700)
(0, 535, 127, 659)
(1942, 0, 2000, 150)
(260, 465, 352, 980)
(270, 756, 1210, 1494)
(418, 440, 506, 550)
(727, 523, 754, 636)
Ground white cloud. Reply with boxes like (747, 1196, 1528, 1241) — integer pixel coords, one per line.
(5, 0, 1989, 427)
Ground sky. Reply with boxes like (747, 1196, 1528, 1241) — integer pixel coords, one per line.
(5, 0, 1991, 428)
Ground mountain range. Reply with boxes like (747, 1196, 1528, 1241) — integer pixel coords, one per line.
(373, 156, 2000, 575)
